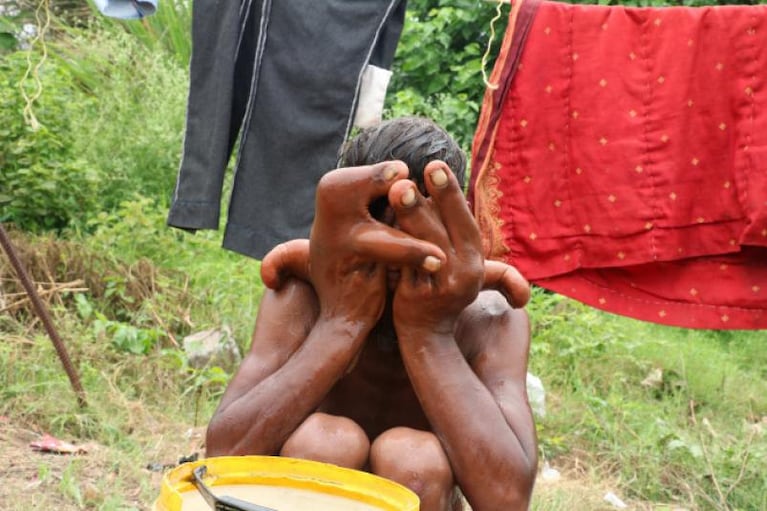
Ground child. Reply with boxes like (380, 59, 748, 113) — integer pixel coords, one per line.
(206, 117, 537, 511)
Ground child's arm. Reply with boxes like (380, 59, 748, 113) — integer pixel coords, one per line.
(388, 161, 536, 510)
(261, 240, 530, 308)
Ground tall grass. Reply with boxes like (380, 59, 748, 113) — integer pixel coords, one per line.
(49, 26, 188, 212)
(527, 290, 767, 509)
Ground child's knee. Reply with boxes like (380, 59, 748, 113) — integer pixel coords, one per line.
(280, 412, 370, 469)
(370, 427, 454, 499)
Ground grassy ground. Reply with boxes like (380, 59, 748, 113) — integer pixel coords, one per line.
(1, 229, 765, 510)
(2, 5, 766, 507)
(528, 298, 767, 510)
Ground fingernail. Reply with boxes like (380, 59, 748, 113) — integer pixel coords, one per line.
(422, 256, 441, 272)
(384, 165, 398, 181)
(401, 187, 416, 207)
(430, 169, 448, 188)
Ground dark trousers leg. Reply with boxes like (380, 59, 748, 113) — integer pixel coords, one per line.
(225, 0, 406, 259)
(168, 0, 258, 230)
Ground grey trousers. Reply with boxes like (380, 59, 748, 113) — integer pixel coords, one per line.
(168, 0, 406, 259)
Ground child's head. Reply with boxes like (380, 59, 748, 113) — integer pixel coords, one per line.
(338, 117, 466, 196)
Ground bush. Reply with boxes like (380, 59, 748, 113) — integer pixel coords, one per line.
(388, 0, 508, 151)
(0, 51, 100, 231)
(1, 12, 189, 233)
(51, 26, 188, 213)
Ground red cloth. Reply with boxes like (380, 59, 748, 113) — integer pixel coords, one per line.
(471, 0, 767, 329)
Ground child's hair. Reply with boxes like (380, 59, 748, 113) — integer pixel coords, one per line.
(338, 116, 467, 194)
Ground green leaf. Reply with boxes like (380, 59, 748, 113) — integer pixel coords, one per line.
(0, 33, 16, 51)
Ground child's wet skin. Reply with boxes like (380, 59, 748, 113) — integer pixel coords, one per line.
(206, 118, 537, 511)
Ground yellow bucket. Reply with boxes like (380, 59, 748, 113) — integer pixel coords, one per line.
(153, 456, 420, 511)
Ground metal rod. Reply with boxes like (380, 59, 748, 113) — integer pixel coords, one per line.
(0, 223, 87, 408)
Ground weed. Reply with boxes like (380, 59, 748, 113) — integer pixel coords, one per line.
(527, 287, 767, 509)
(59, 460, 84, 509)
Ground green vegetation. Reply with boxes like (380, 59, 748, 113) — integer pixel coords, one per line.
(528, 291, 767, 509)
(1, 51, 100, 231)
(1, 0, 765, 509)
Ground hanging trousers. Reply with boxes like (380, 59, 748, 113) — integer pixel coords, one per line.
(168, 0, 407, 259)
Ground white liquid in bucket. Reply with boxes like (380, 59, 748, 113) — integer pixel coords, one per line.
(180, 483, 385, 511)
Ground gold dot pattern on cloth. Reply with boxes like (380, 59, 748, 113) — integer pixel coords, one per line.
(473, 1, 767, 329)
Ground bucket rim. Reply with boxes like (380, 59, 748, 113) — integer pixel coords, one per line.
(153, 455, 420, 511)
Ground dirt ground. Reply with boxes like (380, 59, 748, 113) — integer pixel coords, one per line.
(0, 417, 665, 511)
(0, 417, 205, 510)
